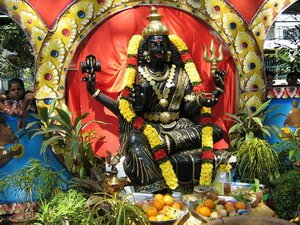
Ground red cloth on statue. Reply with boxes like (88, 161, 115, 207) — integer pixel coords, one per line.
(67, 6, 236, 156)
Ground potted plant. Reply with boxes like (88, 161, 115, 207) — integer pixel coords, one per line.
(23, 101, 106, 177)
(272, 170, 300, 221)
(235, 137, 279, 185)
(274, 25, 300, 86)
(86, 192, 149, 225)
(0, 159, 65, 223)
(227, 100, 279, 148)
(35, 189, 94, 225)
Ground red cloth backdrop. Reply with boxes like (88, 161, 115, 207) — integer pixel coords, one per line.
(67, 6, 237, 156)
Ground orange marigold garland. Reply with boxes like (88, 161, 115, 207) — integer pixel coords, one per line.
(119, 35, 178, 190)
(169, 35, 215, 187)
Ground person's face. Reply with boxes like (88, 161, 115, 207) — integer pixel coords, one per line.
(9, 83, 24, 100)
(146, 35, 168, 63)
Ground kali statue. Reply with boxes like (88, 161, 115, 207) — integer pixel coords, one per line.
(82, 6, 225, 193)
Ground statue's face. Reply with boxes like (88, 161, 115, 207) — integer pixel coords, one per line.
(146, 35, 168, 63)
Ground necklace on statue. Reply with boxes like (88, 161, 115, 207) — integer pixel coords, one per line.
(139, 64, 176, 109)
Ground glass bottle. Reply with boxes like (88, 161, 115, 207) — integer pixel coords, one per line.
(213, 164, 231, 195)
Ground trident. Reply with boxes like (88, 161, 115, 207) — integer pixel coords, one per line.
(203, 40, 224, 76)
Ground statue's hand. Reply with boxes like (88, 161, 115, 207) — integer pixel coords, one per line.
(197, 93, 218, 108)
(213, 70, 226, 98)
(82, 73, 96, 94)
(81, 54, 101, 95)
(129, 84, 145, 112)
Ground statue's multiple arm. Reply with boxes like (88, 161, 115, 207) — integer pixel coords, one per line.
(81, 54, 119, 116)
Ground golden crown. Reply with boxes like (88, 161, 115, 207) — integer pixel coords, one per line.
(142, 6, 169, 37)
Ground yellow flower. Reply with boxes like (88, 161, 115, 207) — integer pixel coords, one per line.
(281, 127, 292, 134)
(243, 52, 263, 75)
(199, 163, 213, 186)
(36, 61, 59, 89)
(202, 126, 213, 147)
(201, 107, 211, 114)
(264, 0, 284, 14)
(119, 98, 136, 122)
(251, 8, 273, 28)
(123, 67, 136, 89)
(184, 62, 201, 84)
(222, 13, 244, 37)
(127, 35, 143, 55)
(245, 74, 265, 93)
(252, 23, 265, 49)
(143, 124, 163, 148)
(160, 160, 179, 190)
(42, 39, 66, 67)
(245, 95, 262, 113)
(205, 0, 226, 20)
(235, 32, 255, 55)
(169, 34, 188, 52)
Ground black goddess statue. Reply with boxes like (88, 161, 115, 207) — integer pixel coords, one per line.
(82, 6, 225, 193)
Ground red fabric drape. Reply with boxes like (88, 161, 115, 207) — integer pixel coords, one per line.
(67, 6, 237, 156)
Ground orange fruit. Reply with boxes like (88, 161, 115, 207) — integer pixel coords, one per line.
(163, 195, 174, 206)
(154, 194, 164, 201)
(146, 206, 158, 217)
(153, 199, 164, 210)
(148, 216, 157, 221)
(224, 202, 235, 209)
(204, 199, 215, 209)
(158, 209, 166, 215)
(195, 206, 211, 217)
(171, 202, 181, 209)
(162, 205, 170, 211)
(235, 201, 246, 210)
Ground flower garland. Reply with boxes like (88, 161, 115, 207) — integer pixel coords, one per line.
(169, 35, 215, 187)
(119, 35, 178, 190)
(119, 34, 215, 189)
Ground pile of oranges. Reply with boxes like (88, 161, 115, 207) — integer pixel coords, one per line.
(138, 194, 184, 222)
(195, 198, 247, 219)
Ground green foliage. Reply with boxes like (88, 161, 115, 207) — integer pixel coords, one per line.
(236, 138, 279, 185)
(275, 47, 300, 79)
(0, 21, 34, 89)
(272, 170, 300, 220)
(35, 189, 94, 225)
(0, 159, 65, 203)
(227, 100, 279, 148)
(23, 101, 106, 177)
(86, 193, 150, 225)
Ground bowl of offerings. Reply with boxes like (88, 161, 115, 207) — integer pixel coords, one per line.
(136, 193, 189, 225)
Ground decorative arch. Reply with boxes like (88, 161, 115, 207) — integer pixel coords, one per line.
(2, 0, 262, 111)
(250, 0, 297, 52)
(1, 0, 267, 112)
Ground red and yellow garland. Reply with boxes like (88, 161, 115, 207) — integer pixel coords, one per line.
(119, 34, 215, 190)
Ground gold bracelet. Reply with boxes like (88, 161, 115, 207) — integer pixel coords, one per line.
(92, 89, 101, 98)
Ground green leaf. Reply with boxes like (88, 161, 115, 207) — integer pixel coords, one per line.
(252, 117, 263, 127)
(288, 149, 296, 160)
(245, 132, 254, 141)
(55, 108, 72, 127)
(226, 113, 243, 123)
(74, 113, 89, 127)
(261, 127, 271, 137)
(39, 107, 49, 122)
(40, 135, 63, 154)
(228, 123, 242, 134)
(252, 100, 271, 117)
